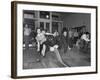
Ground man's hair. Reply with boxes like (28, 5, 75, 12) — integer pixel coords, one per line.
(36, 27, 41, 31)
(85, 32, 90, 35)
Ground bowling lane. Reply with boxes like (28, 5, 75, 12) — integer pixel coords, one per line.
(23, 47, 90, 69)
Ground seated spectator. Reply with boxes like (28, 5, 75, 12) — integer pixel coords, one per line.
(76, 32, 90, 53)
(81, 32, 90, 42)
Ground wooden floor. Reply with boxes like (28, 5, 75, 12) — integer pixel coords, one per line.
(23, 47, 90, 69)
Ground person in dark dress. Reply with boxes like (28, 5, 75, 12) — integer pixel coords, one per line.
(73, 29, 79, 45)
(68, 29, 74, 50)
(60, 28, 68, 53)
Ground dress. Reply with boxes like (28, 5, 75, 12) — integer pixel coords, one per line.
(60, 35, 68, 52)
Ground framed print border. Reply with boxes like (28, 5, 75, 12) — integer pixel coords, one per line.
(11, 1, 98, 79)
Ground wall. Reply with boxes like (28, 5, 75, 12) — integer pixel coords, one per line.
(0, 0, 99, 80)
(62, 13, 91, 32)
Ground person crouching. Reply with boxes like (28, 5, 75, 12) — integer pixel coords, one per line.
(36, 29, 47, 57)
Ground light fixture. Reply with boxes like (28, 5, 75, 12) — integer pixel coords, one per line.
(46, 15, 49, 19)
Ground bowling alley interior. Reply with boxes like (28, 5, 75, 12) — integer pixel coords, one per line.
(23, 10, 91, 69)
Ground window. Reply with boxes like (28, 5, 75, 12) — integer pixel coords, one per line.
(40, 11, 50, 19)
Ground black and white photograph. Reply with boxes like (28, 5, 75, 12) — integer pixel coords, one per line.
(11, 1, 97, 78)
(23, 10, 91, 69)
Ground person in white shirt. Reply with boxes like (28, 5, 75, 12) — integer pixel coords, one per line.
(24, 24, 31, 50)
(76, 32, 90, 50)
(81, 32, 90, 42)
(36, 29, 53, 57)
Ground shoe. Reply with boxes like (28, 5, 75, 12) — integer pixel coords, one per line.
(68, 47, 71, 50)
